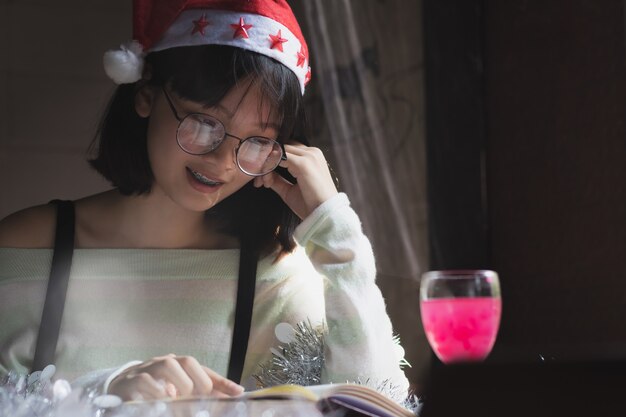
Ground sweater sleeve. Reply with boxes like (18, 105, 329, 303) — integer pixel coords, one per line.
(293, 193, 410, 394)
(70, 360, 141, 396)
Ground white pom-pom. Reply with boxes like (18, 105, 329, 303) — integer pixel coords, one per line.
(275, 322, 296, 343)
(103, 40, 144, 84)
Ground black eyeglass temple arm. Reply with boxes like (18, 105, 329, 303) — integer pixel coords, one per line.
(161, 87, 183, 122)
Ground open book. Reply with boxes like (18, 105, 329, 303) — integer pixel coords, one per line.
(124, 383, 413, 417)
(243, 384, 414, 417)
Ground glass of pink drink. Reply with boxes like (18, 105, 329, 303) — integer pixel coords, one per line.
(420, 270, 502, 363)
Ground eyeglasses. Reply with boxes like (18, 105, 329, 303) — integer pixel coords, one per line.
(161, 87, 286, 176)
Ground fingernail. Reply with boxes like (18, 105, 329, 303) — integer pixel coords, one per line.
(165, 382, 179, 398)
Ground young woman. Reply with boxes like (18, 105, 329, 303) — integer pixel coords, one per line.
(0, 0, 409, 401)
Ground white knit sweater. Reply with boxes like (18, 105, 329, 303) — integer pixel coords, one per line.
(0, 193, 409, 394)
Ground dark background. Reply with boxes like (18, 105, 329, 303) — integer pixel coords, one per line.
(425, 0, 626, 364)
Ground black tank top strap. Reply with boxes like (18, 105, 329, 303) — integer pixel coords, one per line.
(227, 238, 259, 384)
(31, 199, 75, 372)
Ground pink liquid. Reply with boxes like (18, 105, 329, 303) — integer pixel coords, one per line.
(420, 297, 501, 363)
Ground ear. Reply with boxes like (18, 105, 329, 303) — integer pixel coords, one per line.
(134, 85, 157, 118)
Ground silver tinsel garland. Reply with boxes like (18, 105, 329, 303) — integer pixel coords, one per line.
(253, 320, 421, 415)
(254, 320, 325, 388)
(0, 365, 117, 417)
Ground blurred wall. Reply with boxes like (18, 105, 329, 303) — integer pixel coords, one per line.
(0, 1, 127, 218)
(486, 0, 626, 360)
(422, 0, 626, 369)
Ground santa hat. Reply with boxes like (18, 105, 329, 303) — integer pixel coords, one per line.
(103, 0, 311, 94)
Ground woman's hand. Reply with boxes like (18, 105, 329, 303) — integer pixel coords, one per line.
(253, 143, 338, 219)
(108, 354, 244, 401)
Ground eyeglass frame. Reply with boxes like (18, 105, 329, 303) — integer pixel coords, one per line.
(160, 86, 287, 177)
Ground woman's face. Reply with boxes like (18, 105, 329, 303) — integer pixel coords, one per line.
(142, 81, 280, 212)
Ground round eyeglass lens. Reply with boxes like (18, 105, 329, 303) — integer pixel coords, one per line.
(237, 137, 283, 175)
(177, 114, 225, 154)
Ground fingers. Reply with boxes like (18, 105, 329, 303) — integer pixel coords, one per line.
(108, 355, 243, 401)
(280, 145, 317, 170)
(254, 171, 292, 194)
(203, 366, 245, 396)
(148, 356, 195, 397)
(283, 142, 309, 153)
(156, 356, 242, 398)
(253, 143, 337, 219)
(109, 372, 166, 401)
(282, 145, 332, 183)
(179, 358, 216, 396)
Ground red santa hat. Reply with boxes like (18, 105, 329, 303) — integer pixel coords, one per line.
(103, 0, 311, 94)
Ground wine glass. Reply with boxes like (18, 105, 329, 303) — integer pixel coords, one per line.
(419, 270, 502, 363)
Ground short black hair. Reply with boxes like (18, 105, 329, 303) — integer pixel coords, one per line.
(89, 45, 308, 256)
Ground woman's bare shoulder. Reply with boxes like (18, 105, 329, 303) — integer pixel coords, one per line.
(0, 204, 57, 248)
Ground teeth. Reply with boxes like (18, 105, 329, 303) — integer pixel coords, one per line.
(190, 169, 220, 186)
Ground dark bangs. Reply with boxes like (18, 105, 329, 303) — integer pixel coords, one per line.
(148, 45, 304, 147)
(89, 45, 307, 256)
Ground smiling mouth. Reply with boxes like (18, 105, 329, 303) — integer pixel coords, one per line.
(188, 168, 222, 186)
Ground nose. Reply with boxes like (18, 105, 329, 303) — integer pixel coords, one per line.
(199, 137, 238, 170)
